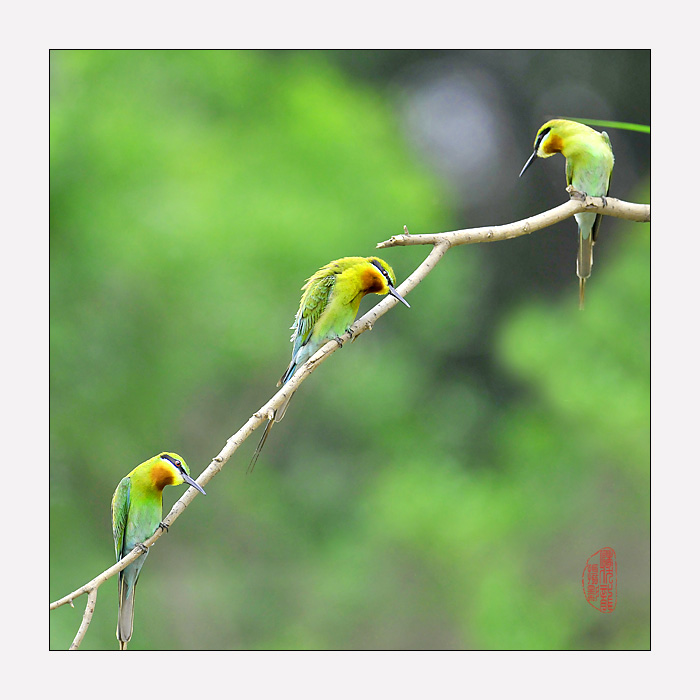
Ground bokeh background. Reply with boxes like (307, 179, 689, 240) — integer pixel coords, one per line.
(50, 49, 650, 650)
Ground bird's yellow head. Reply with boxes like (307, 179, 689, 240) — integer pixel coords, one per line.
(519, 120, 566, 176)
(150, 452, 206, 494)
(520, 119, 606, 176)
(363, 257, 410, 307)
(532, 119, 567, 158)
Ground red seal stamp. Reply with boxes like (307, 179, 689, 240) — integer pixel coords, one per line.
(582, 547, 617, 613)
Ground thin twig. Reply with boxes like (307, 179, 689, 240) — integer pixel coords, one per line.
(376, 194, 650, 249)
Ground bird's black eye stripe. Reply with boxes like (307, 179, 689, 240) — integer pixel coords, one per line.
(535, 126, 551, 148)
(370, 259, 393, 286)
(160, 453, 183, 471)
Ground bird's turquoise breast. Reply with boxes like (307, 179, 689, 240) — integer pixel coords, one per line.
(571, 164, 609, 197)
(313, 298, 357, 344)
(570, 139, 613, 197)
(124, 502, 162, 554)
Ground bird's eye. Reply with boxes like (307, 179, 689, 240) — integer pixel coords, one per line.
(160, 453, 183, 470)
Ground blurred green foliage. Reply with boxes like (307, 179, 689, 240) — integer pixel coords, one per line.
(50, 50, 649, 650)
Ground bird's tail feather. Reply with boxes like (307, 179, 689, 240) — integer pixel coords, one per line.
(577, 225, 594, 310)
(275, 393, 293, 423)
(578, 278, 587, 311)
(116, 575, 135, 650)
(248, 392, 295, 473)
(248, 418, 274, 474)
(278, 363, 296, 387)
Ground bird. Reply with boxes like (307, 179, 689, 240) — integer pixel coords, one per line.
(248, 256, 410, 472)
(519, 118, 614, 309)
(111, 451, 206, 650)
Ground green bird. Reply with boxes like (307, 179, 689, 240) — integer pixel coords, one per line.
(111, 451, 206, 650)
(519, 118, 614, 309)
(249, 256, 410, 471)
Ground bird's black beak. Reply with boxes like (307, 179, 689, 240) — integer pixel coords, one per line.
(183, 473, 206, 495)
(389, 285, 410, 308)
(519, 150, 538, 178)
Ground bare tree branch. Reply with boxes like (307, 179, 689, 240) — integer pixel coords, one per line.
(49, 193, 649, 649)
(69, 588, 97, 651)
(376, 193, 650, 249)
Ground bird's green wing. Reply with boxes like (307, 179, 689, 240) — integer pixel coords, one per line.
(589, 131, 613, 243)
(291, 267, 336, 355)
(565, 158, 574, 188)
(111, 477, 131, 561)
(590, 171, 612, 244)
